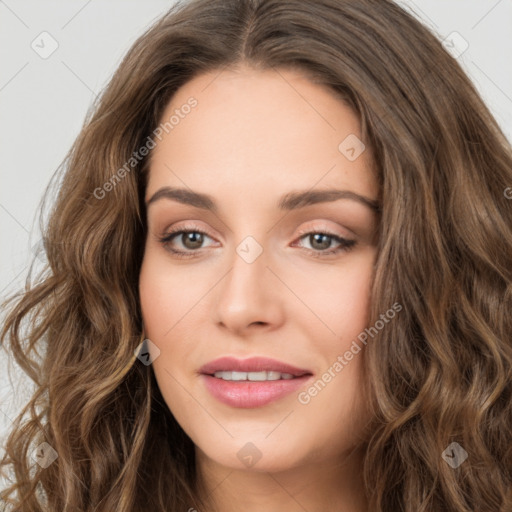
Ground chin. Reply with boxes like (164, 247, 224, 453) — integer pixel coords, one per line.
(195, 434, 311, 474)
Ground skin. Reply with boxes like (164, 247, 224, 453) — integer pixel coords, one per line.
(139, 64, 379, 512)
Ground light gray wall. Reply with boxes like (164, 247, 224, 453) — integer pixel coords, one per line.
(1, 0, 511, 485)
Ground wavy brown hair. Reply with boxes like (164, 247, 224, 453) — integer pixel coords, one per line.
(1, 0, 512, 510)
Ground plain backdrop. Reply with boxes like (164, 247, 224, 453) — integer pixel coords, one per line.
(1, 0, 512, 484)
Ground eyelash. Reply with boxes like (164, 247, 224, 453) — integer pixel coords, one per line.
(157, 224, 357, 259)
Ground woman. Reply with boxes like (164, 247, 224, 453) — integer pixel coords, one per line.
(1, 0, 511, 510)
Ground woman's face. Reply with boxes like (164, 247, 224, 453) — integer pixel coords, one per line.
(139, 65, 379, 475)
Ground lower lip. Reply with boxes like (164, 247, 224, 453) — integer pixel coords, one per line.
(201, 374, 312, 408)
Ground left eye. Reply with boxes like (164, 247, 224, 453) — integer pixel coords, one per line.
(158, 228, 356, 258)
(295, 232, 356, 255)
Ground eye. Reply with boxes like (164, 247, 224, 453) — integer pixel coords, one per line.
(157, 225, 357, 259)
(158, 224, 216, 259)
(293, 230, 356, 257)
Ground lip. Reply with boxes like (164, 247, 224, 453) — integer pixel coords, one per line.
(199, 356, 312, 377)
(199, 356, 314, 408)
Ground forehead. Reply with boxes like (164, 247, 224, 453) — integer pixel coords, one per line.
(146, 66, 378, 206)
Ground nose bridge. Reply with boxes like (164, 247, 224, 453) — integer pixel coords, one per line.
(214, 233, 282, 331)
(224, 235, 269, 303)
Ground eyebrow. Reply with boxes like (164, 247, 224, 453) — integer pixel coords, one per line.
(146, 186, 380, 212)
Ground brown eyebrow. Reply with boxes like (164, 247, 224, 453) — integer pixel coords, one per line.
(146, 186, 381, 212)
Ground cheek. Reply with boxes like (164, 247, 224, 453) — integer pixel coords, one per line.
(139, 256, 166, 337)
(292, 252, 375, 342)
(138, 256, 201, 431)
(292, 260, 375, 453)
(138, 250, 205, 337)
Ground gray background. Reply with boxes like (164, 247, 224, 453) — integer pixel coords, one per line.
(1, 0, 511, 484)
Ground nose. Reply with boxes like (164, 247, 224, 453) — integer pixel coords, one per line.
(213, 243, 285, 336)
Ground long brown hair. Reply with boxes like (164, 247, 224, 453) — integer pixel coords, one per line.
(1, 0, 511, 510)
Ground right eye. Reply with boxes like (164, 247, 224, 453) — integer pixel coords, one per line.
(158, 226, 217, 258)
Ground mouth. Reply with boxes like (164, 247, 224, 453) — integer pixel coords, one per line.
(199, 356, 314, 408)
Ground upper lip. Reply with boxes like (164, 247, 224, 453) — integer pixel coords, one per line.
(199, 356, 313, 377)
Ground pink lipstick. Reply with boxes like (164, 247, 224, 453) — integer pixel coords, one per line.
(199, 356, 313, 408)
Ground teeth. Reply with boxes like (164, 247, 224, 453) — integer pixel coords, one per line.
(213, 371, 296, 381)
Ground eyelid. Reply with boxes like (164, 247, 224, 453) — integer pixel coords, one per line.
(294, 220, 352, 240)
(161, 220, 350, 243)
